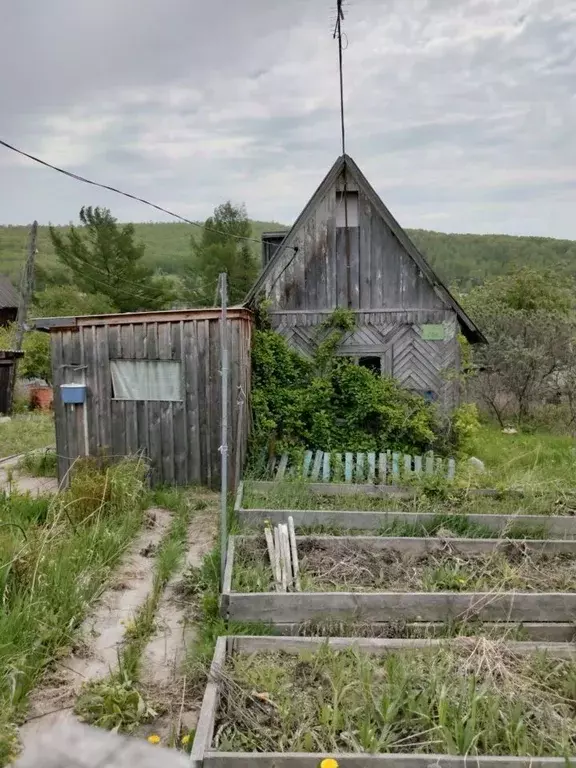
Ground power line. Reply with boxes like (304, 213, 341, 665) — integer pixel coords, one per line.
(0, 138, 292, 250)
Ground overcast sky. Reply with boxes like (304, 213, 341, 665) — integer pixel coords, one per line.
(1, 0, 575, 237)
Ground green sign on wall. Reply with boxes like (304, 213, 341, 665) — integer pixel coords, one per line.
(420, 323, 445, 341)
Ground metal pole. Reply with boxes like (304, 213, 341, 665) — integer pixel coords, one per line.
(219, 272, 229, 587)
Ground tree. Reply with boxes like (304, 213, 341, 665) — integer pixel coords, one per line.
(49, 206, 175, 312)
(184, 202, 258, 306)
(462, 269, 576, 425)
(33, 285, 116, 318)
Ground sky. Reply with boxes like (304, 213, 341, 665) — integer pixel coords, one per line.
(1, 0, 575, 238)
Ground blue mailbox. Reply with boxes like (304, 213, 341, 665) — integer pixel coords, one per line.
(60, 383, 86, 404)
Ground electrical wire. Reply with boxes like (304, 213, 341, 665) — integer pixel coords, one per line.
(0, 138, 295, 250)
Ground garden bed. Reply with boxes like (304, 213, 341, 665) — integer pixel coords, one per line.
(191, 635, 576, 767)
(222, 535, 576, 631)
(236, 481, 576, 537)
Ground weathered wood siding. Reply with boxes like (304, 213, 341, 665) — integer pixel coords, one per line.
(50, 309, 252, 488)
(258, 167, 460, 405)
(263, 175, 446, 312)
(271, 309, 459, 407)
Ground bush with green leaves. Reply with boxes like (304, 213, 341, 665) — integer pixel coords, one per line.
(251, 310, 440, 456)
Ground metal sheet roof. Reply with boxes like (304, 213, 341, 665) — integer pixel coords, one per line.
(0, 277, 20, 309)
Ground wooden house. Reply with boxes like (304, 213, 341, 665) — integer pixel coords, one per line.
(35, 307, 252, 488)
(0, 277, 20, 327)
(247, 154, 485, 407)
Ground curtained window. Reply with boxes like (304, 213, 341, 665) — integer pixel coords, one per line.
(110, 360, 182, 401)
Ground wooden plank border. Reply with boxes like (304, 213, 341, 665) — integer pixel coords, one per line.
(191, 635, 576, 768)
(237, 508, 576, 538)
(223, 536, 576, 624)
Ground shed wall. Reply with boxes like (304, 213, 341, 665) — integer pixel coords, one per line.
(270, 309, 460, 408)
(51, 313, 252, 488)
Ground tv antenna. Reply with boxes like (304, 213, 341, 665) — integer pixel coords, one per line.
(333, 0, 347, 155)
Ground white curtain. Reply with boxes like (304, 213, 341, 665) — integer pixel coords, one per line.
(110, 360, 182, 401)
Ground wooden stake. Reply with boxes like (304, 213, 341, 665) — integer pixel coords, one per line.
(288, 516, 301, 591)
(264, 526, 280, 592)
(273, 526, 284, 592)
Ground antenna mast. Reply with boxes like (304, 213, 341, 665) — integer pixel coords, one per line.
(333, 0, 346, 156)
(333, 0, 351, 306)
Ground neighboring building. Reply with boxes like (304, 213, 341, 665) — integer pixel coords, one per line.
(0, 277, 20, 327)
(248, 154, 485, 407)
(35, 307, 252, 487)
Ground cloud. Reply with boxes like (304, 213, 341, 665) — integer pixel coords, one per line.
(0, 0, 575, 239)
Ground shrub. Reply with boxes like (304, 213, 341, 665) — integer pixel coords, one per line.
(251, 312, 439, 456)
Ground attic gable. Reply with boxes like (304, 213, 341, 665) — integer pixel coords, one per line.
(247, 155, 485, 344)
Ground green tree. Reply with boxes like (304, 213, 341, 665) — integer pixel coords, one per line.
(32, 285, 116, 318)
(184, 202, 258, 306)
(462, 269, 576, 425)
(49, 206, 175, 313)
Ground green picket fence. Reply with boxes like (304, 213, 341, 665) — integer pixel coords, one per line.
(268, 450, 456, 485)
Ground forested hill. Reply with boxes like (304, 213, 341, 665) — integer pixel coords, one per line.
(1, 221, 576, 290)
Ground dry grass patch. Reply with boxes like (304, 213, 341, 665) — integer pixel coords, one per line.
(233, 538, 576, 593)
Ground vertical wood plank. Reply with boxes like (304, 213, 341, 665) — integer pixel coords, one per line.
(344, 452, 353, 483)
(435, 457, 443, 476)
(322, 452, 331, 482)
(392, 452, 400, 482)
(184, 320, 201, 484)
(367, 452, 376, 483)
(82, 326, 98, 458)
(414, 455, 422, 475)
(359, 194, 372, 309)
(378, 452, 387, 485)
(302, 450, 313, 479)
(447, 457, 456, 481)
(333, 452, 343, 482)
(425, 454, 435, 475)
(404, 454, 412, 475)
(95, 325, 112, 458)
(160, 401, 175, 484)
(310, 450, 323, 481)
(277, 454, 289, 480)
(51, 333, 67, 481)
(355, 452, 365, 482)
(349, 227, 360, 309)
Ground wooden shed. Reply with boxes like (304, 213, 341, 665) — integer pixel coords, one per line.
(0, 277, 20, 327)
(248, 154, 485, 408)
(0, 350, 24, 415)
(35, 307, 252, 488)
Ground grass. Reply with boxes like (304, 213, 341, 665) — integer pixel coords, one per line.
(214, 641, 576, 756)
(295, 619, 529, 641)
(74, 486, 196, 734)
(232, 538, 576, 593)
(0, 458, 148, 765)
(17, 448, 58, 477)
(0, 413, 55, 458)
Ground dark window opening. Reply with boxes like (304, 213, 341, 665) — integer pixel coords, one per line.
(358, 357, 381, 376)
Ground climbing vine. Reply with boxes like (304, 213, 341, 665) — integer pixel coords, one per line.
(250, 308, 441, 459)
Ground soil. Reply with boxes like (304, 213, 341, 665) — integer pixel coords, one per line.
(237, 538, 576, 593)
(19, 507, 172, 744)
(138, 504, 217, 744)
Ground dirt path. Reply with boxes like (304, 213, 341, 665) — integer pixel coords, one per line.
(138, 504, 217, 743)
(0, 456, 59, 495)
(19, 507, 172, 743)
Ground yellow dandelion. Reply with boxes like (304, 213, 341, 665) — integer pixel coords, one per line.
(181, 734, 191, 746)
(320, 760, 339, 768)
(147, 734, 161, 745)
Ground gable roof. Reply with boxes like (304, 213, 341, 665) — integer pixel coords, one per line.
(0, 277, 20, 309)
(246, 154, 486, 344)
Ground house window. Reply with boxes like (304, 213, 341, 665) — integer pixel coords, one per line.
(358, 356, 381, 376)
(110, 360, 182, 401)
(336, 191, 359, 227)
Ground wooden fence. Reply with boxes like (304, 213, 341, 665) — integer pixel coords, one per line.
(268, 449, 456, 484)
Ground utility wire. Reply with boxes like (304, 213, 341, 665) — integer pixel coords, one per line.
(0, 138, 295, 250)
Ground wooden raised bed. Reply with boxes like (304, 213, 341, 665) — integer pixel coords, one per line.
(222, 535, 576, 636)
(234, 482, 576, 538)
(191, 635, 576, 768)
